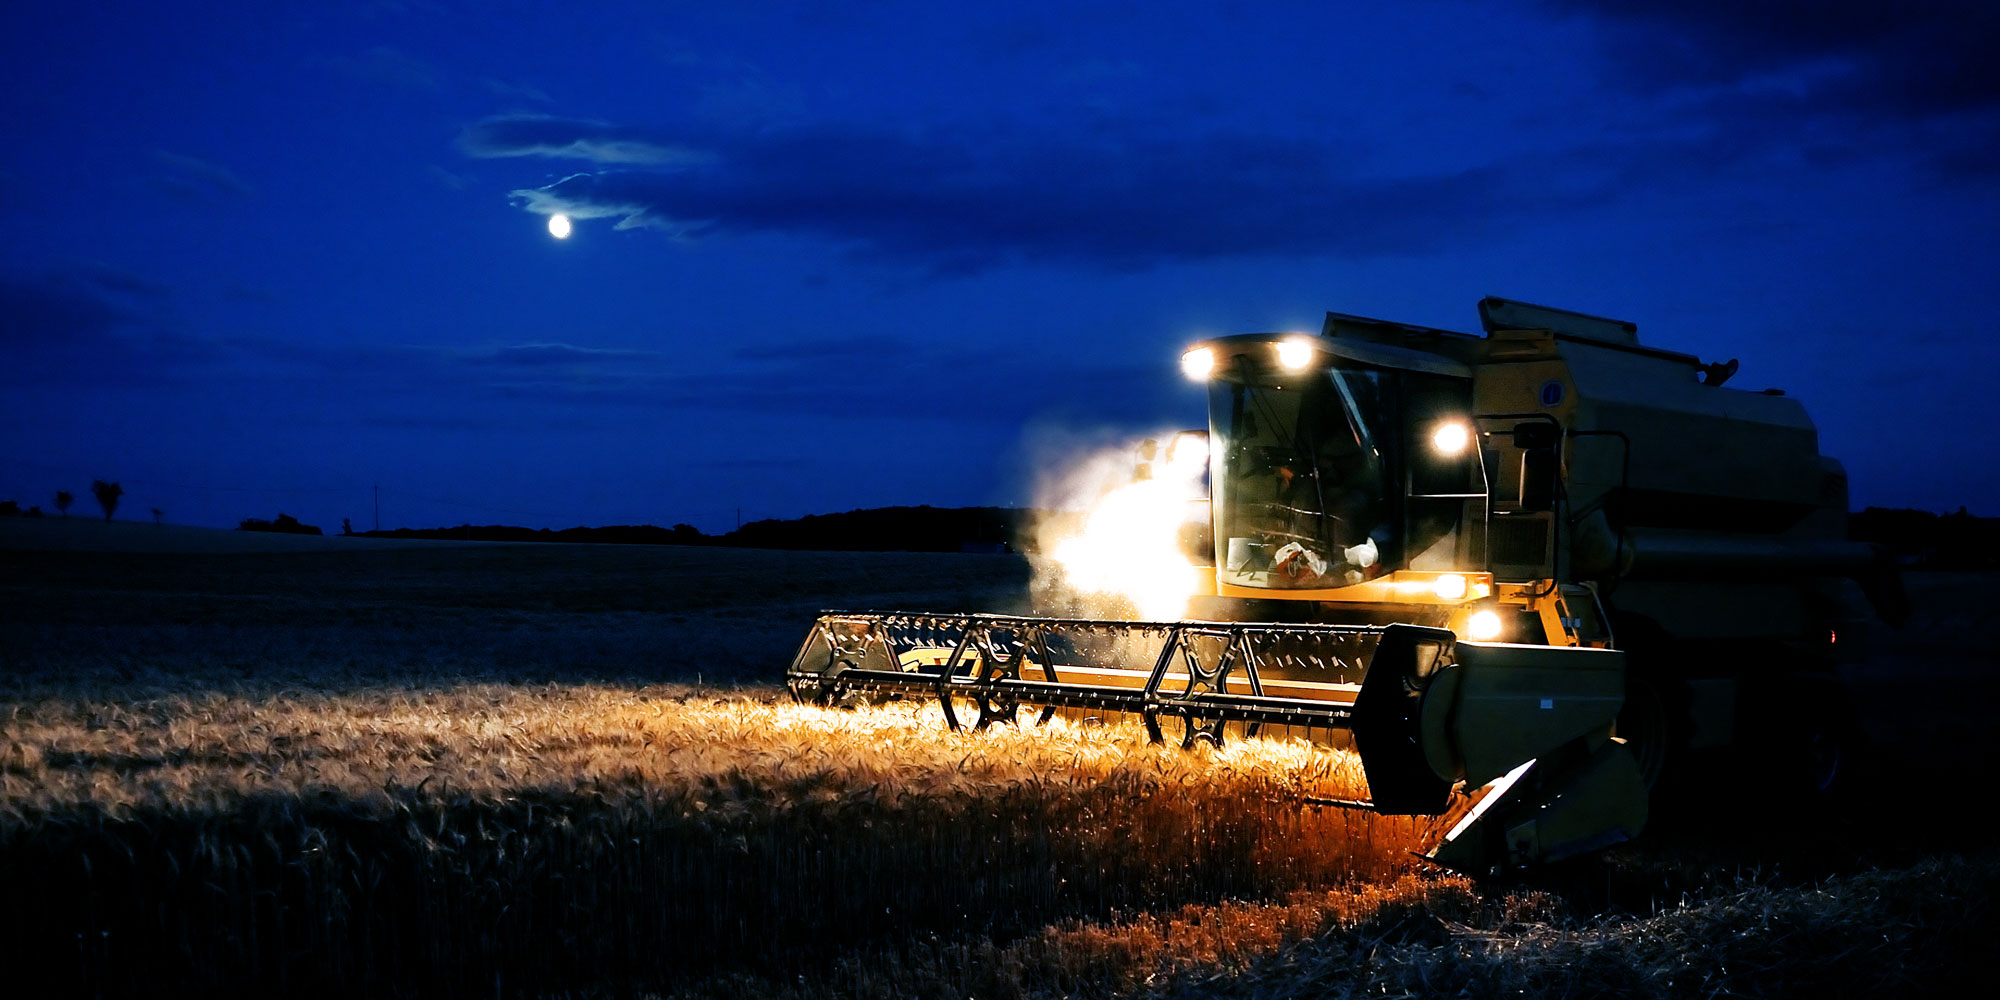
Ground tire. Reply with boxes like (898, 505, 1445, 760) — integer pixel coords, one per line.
(1609, 616, 1692, 796)
(1618, 673, 1691, 793)
(1745, 671, 1858, 803)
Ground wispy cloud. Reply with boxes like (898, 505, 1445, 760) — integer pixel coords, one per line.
(464, 113, 1572, 272)
(459, 115, 718, 166)
(0, 263, 1176, 430)
(0, 265, 215, 388)
(1547, 0, 2000, 117)
(1544, 0, 2000, 175)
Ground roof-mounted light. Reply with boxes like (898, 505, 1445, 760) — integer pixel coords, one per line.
(1275, 337, 1315, 372)
(1180, 347, 1215, 381)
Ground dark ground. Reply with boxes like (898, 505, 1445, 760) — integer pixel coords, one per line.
(0, 520, 1032, 692)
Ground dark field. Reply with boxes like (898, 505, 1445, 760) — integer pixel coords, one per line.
(1, 519, 1036, 691)
(3, 521, 1997, 997)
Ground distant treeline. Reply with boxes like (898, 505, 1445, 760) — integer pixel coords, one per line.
(1851, 507, 2000, 570)
(213, 503, 1997, 564)
(354, 506, 1044, 553)
(239, 513, 323, 536)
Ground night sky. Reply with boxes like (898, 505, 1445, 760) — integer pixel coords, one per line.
(5, 1, 1997, 533)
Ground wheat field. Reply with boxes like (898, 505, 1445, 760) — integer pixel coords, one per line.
(0, 682, 1432, 994)
(0, 532, 1432, 993)
(3, 527, 1996, 997)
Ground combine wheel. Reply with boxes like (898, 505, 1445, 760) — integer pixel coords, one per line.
(1740, 670, 1858, 802)
(1617, 674, 1691, 792)
(1801, 719, 1844, 794)
(1609, 618, 1690, 794)
(1793, 673, 1856, 797)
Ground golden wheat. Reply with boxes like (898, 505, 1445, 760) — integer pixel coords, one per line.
(0, 681, 1433, 994)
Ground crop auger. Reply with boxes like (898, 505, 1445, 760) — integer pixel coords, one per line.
(789, 297, 1904, 874)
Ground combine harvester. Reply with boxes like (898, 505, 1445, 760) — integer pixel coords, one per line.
(789, 298, 1902, 873)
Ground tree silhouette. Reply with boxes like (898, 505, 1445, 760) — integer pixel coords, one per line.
(54, 491, 74, 518)
(91, 480, 123, 522)
(152, 507, 164, 525)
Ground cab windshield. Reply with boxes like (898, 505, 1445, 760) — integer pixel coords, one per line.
(1210, 368, 1389, 589)
(1208, 360, 1474, 590)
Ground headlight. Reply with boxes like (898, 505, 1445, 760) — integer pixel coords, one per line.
(1275, 338, 1315, 371)
(1467, 609, 1503, 641)
(1181, 347, 1215, 380)
(1431, 421, 1472, 456)
(1433, 574, 1468, 600)
(1167, 430, 1208, 472)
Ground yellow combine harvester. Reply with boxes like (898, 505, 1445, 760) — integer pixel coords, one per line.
(789, 297, 1902, 874)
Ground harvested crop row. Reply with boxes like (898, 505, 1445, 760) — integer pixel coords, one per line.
(0, 684, 1433, 994)
(672, 856, 2000, 1000)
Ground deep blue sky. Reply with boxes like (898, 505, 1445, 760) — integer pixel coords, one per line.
(4, 1, 1996, 531)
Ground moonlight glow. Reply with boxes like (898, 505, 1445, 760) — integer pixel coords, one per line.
(547, 214, 573, 239)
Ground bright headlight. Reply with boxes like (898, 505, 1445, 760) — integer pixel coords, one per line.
(1167, 430, 1208, 472)
(1467, 609, 1503, 641)
(1181, 347, 1215, 380)
(1433, 574, 1468, 600)
(1275, 338, 1315, 371)
(1431, 421, 1472, 456)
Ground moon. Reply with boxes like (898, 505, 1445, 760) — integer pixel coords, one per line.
(547, 213, 573, 239)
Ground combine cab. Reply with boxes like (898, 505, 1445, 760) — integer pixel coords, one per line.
(789, 297, 1899, 873)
